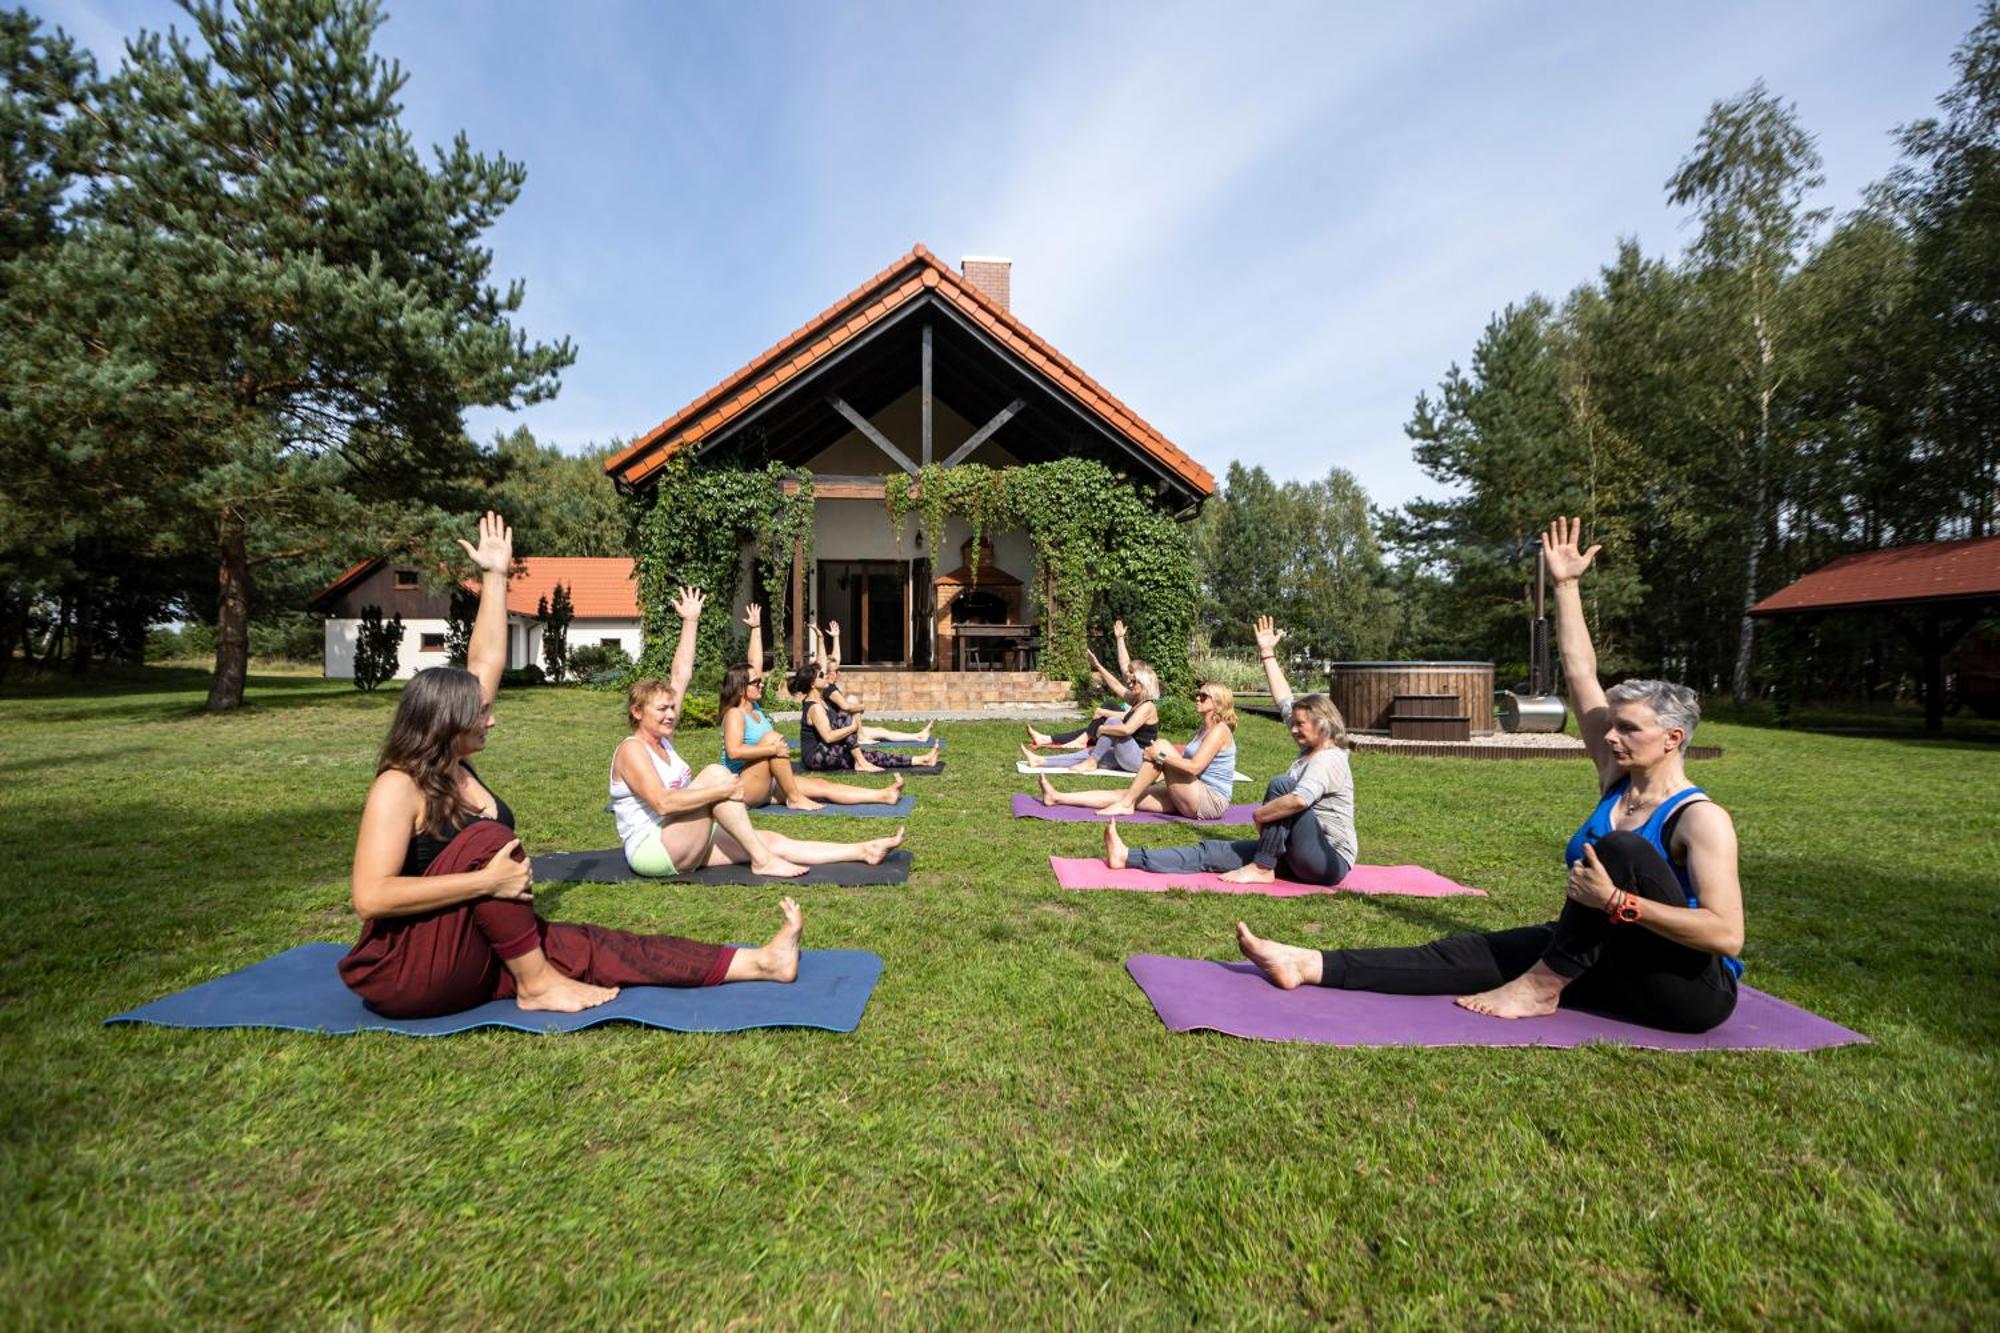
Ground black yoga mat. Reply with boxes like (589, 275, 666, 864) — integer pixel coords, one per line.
(532, 847, 913, 886)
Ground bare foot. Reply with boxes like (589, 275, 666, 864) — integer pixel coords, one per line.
(1072, 759, 1099, 772)
(1219, 863, 1277, 884)
(1038, 774, 1060, 806)
(748, 854, 809, 879)
(1235, 921, 1322, 989)
(920, 744, 940, 765)
(1104, 820, 1129, 870)
(516, 973, 620, 1013)
(1099, 801, 1137, 818)
(862, 826, 906, 865)
(917, 722, 935, 742)
(785, 796, 826, 811)
(1456, 964, 1567, 1019)
(745, 897, 804, 982)
(1025, 724, 1050, 747)
(885, 775, 905, 801)
(1019, 743, 1044, 768)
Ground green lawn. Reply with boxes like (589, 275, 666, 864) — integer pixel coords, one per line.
(2, 669, 1995, 1326)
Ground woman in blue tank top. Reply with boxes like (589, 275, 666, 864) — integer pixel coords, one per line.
(718, 604, 906, 812)
(1233, 518, 1745, 1034)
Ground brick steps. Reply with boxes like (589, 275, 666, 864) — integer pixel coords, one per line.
(837, 670, 1071, 711)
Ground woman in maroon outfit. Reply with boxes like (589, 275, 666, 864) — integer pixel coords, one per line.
(339, 511, 805, 1019)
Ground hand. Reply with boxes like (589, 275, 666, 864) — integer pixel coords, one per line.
(484, 839, 533, 900)
(742, 604, 762, 629)
(826, 620, 840, 639)
(1543, 516, 1601, 585)
(1087, 648, 1108, 672)
(672, 585, 705, 620)
(1565, 844, 1617, 909)
(1254, 615, 1286, 656)
(1112, 619, 1127, 640)
(456, 511, 513, 576)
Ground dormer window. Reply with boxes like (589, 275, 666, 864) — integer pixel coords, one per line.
(393, 569, 419, 590)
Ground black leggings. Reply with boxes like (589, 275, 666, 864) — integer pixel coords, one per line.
(1318, 831, 1738, 1033)
(1050, 715, 1106, 746)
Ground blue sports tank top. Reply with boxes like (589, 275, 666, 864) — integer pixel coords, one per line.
(1566, 778, 1742, 977)
(1187, 728, 1237, 797)
(723, 705, 775, 773)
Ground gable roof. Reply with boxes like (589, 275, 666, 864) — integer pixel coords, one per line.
(310, 557, 639, 620)
(1750, 535, 2000, 616)
(604, 244, 1214, 497)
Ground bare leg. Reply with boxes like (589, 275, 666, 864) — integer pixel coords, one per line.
(1025, 723, 1053, 746)
(764, 753, 824, 811)
(735, 761, 783, 809)
(701, 803, 808, 877)
(1100, 761, 1172, 817)
(720, 898, 803, 983)
(1037, 773, 1123, 809)
(1234, 922, 1325, 990)
(797, 773, 904, 806)
(859, 723, 928, 742)
(507, 948, 619, 1012)
(1456, 960, 1569, 1019)
(759, 825, 905, 865)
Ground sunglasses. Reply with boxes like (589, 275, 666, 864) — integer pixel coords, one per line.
(748, 676, 766, 687)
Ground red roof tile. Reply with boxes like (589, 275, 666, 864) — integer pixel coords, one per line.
(483, 558, 640, 620)
(1750, 536, 2000, 616)
(605, 244, 1214, 497)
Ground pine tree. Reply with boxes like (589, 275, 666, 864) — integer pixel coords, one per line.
(2, 0, 572, 708)
(352, 604, 403, 691)
(540, 582, 573, 683)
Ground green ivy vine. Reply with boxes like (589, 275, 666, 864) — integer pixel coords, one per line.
(634, 459, 814, 681)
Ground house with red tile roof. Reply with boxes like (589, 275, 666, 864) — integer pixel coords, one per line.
(606, 245, 1214, 672)
(309, 557, 640, 680)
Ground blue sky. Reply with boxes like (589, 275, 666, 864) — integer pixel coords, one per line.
(35, 0, 1983, 509)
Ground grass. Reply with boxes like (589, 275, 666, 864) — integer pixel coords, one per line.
(1, 667, 1996, 1326)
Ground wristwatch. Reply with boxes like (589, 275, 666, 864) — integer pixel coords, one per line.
(1606, 890, 1642, 924)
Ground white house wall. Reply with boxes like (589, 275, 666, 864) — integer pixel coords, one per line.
(322, 617, 452, 680)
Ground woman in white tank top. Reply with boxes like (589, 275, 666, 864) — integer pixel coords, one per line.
(608, 589, 904, 878)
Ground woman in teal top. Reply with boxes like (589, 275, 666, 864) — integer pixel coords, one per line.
(1234, 518, 1745, 1034)
(718, 604, 905, 812)
(1034, 681, 1239, 821)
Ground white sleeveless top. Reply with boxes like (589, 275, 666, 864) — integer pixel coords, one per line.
(608, 735, 693, 857)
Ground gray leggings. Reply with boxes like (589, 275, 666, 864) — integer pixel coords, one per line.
(1041, 732, 1145, 773)
(1128, 773, 1350, 886)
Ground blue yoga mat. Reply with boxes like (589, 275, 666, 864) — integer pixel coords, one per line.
(756, 795, 914, 818)
(106, 943, 883, 1037)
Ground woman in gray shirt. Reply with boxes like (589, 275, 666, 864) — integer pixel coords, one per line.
(1103, 616, 1356, 885)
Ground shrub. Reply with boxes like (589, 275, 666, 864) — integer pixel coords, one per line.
(353, 605, 404, 691)
(1154, 695, 1199, 733)
(568, 642, 634, 681)
(500, 664, 546, 688)
(677, 692, 720, 729)
(1188, 649, 1270, 695)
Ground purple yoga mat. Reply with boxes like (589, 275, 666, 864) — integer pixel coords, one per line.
(1126, 955, 1868, 1051)
(1010, 793, 1258, 825)
(1050, 856, 1485, 898)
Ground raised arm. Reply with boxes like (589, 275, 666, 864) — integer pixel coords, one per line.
(1112, 619, 1133, 678)
(743, 602, 764, 674)
(667, 585, 705, 704)
(1543, 517, 1612, 779)
(456, 511, 513, 707)
(1086, 646, 1126, 698)
(824, 620, 842, 673)
(1254, 615, 1293, 707)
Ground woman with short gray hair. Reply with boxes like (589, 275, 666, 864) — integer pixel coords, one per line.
(1235, 517, 1745, 1034)
(1103, 615, 1356, 887)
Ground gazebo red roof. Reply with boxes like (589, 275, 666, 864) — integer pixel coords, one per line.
(604, 244, 1214, 497)
(1749, 535, 2000, 616)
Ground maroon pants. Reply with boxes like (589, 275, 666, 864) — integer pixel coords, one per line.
(338, 820, 736, 1019)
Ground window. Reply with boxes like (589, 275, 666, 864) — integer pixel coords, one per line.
(393, 569, 419, 590)
(420, 633, 446, 652)
(600, 637, 623, 652)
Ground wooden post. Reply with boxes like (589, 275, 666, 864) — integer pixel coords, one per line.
(789, 532, 805, 667)
(921, 322, 933, 467)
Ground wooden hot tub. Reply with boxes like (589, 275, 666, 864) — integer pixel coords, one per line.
(1326, 662, 1496, 735)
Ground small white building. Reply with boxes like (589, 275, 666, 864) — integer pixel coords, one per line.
(311, 557, 642, 680)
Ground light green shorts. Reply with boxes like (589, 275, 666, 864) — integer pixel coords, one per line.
(626, 822, 718, 878)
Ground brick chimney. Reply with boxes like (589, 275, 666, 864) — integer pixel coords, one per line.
(961, 256, 1012, 310)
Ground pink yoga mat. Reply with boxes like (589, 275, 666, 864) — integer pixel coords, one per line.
(1126, 955, 1869, 1051)
(1011, 794, 1258, 825)
(1050, 856, 1486, 898)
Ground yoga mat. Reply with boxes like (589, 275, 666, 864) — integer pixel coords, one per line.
(1125, 955, 1867, 1052)
(790, 737, 942, 749)
(1050, 857, 1485, 898)
(532, 848, 912, 886)
(1018, 762, 1253, 784)
(1011, 793, 1258, 826)
(757, 794, 914, 819)
(106, 943, 884, 1037)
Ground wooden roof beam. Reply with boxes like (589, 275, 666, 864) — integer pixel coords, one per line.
(827, 394, 919, 476)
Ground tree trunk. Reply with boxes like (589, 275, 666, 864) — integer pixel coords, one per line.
(206, 514, 251, 711)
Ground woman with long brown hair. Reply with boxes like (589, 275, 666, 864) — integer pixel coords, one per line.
(339, 513, 806, 1019)
(718, 605, 903, 812)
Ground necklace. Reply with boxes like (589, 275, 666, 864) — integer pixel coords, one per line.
(1622, 781, 1682, 816)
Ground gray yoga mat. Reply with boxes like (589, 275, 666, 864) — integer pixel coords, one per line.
(533, 847, 912, 886)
